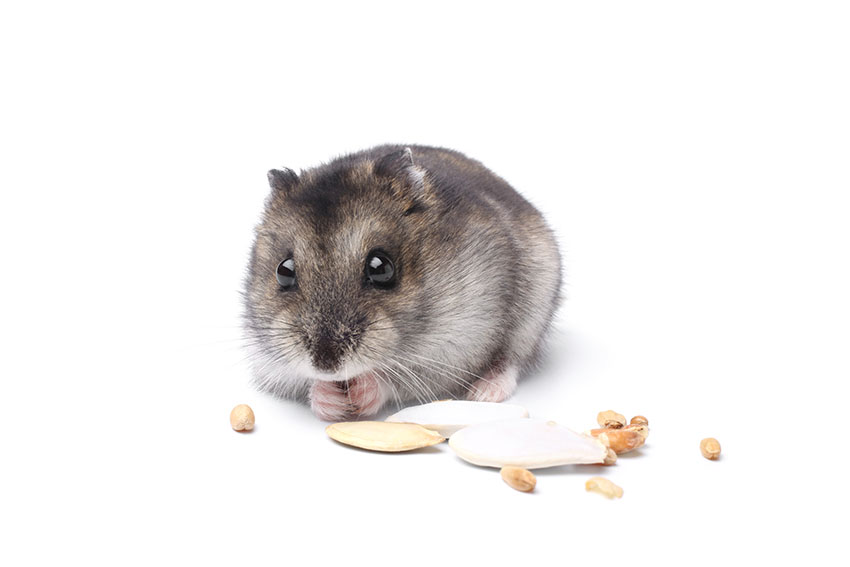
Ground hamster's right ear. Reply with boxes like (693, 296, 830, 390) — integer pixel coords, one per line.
(374, 147, 427, 197)
(267, 168, 299, 193)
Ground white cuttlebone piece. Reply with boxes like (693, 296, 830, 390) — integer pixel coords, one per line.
(448, 418, 609, 469)
(385, 400, 529, 436)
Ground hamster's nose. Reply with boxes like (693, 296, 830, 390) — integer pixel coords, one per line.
(308, 317, 364, 373)
(311, 331, 342, 372)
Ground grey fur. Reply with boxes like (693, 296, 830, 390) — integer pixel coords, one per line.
(243, 145, 562, 410)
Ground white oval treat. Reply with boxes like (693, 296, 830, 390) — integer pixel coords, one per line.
(385, 400, 529, 436)
(325, 421, 445, 452)
(448, 418, 608, 469)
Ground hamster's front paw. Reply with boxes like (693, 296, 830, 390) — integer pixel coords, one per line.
(348, 372, 389, 417)
(310, 380, 353, 421)
(467, 365, 519, 403)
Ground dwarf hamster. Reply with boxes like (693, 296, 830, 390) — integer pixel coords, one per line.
(243, 145, 561, 420)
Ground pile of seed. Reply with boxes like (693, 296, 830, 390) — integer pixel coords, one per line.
(229, 402, 722, 497)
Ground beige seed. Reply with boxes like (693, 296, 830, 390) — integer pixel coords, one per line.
(230, 404, 255, 432)
(500, 466, 537, 492)
(325, 421, 445, 452)
(597, 410, 626, 429)
(602, 448, 618, 465)
(630, 415, 649, 426)
(586, 477, 623, 499)
(700, 437, 721, 460)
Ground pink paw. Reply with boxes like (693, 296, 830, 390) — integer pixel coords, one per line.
(310, 380, 352, 421)
(467, 365, 519, 403)
(348, 373, 388, 417)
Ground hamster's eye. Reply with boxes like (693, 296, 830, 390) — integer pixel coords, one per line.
(276, 258, 296, 289)
(365, 252, 395, 288)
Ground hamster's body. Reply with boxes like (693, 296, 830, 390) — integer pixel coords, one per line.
(243, 145, 561, 420)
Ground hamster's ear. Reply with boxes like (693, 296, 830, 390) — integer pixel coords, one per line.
(267, 168, 299, 193)
(374, 147, 426, 195)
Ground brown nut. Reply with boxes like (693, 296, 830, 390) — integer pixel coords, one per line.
(230, 404, 255, 432)
(629, 423, 649, 441)
(700, 437, 721, 460)
(590, 423, 648, 454)
(630, 415, 649, 426)
(585, 477, 623, 499)
(597, 410, 627, 429)
(500, 466, 537, 492)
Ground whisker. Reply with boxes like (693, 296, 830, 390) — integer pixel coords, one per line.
(378, 361, 426, 405)
(361, 347, 429, 406)
(391, 351, 477, 395)
(370, 366, 402, 410)
(384, 355, 439, 403)
(351, 352, 402, 410)
(403, 351, 484, 380)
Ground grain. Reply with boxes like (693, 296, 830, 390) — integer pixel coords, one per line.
(230, 404, 255, 432)
(585, 477, 623, 499)
(597, 410, 627, 429)
(500, 466, 537, 492)
(700, 437, 721, 460)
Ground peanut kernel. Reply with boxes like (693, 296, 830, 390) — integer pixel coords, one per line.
(500, 466, 537, 492)
(700, 437, 721, 460)
(597, 410, 626, 429)
(630, 415, 649, 426)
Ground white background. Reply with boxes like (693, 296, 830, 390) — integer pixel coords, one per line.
(1, 1, 848, 565)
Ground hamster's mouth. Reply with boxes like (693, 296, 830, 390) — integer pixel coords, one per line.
(308, 362, 375, 383)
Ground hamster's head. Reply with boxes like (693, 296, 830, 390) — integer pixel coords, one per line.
(243, 148, 436, 396)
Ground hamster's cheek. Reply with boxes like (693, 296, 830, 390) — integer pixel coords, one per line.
(357, 309, 401, 360)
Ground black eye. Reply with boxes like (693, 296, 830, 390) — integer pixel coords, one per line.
(276, 258, 296, 289)
(366, 252, 395, 287)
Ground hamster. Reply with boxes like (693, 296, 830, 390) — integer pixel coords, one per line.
(243, 145, 561, 420)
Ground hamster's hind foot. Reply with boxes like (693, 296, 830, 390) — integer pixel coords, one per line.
(310, 380, 353, 421)
(466, 364, 519, 403)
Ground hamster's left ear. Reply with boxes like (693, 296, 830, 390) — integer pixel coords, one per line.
(374, 147, 426, 197)
(267, 167, 299, 193)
